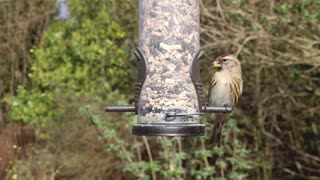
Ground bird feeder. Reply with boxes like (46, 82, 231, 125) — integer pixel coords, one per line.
(105, 0, 232, 136)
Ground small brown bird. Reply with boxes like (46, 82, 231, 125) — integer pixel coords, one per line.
(208, 54, 243, 145)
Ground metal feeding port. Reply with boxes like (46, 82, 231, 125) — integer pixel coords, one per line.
(105, 0, 232, 136)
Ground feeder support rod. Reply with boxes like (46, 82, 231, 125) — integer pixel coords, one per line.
(105, 105, 136, 112)
(105, 105, 232, 113)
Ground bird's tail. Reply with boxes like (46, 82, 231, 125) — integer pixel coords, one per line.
(208, 113, 227, 146)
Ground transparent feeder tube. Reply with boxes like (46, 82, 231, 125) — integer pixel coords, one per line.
(138, 0, 200, 123)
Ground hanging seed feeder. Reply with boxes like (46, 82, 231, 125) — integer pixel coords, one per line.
(105, 0, 232, 136)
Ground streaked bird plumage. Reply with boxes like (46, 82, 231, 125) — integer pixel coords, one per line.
(208, 54, 243, 145)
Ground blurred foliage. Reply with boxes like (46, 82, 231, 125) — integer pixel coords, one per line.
(31, 0, 132, 94)
(1, 0, 320, 179)
(0, 0, 52, 124)
(81, 102, 252, 179)
(201, 0, 320, 179)
(3, 86, 55, 128)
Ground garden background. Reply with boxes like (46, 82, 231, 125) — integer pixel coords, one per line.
(0, 0, 319, 179)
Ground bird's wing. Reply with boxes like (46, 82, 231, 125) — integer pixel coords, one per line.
(229, 77, 242, 104)
(208, 75, 218, 104)
(240, 78, 243, 95)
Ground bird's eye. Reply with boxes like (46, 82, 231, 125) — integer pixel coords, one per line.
(223, 59, 227, 62)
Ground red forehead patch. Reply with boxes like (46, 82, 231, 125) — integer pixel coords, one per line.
(220, 54, 229, 57)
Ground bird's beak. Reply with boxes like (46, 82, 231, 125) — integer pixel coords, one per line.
(212, 61, 222, 68)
